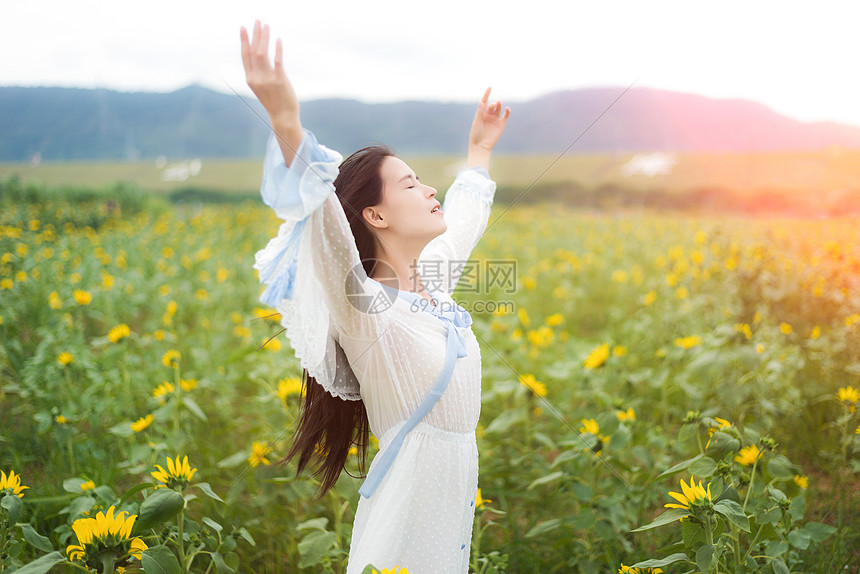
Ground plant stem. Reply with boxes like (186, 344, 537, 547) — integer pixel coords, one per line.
(67, 435, 76, 476)
(173, 362, 182, 436)
(0, 518, 8, 574)
(742, 456, 760, 513)
(703, 514, 716, 574)
(177, 505, 187, 573)
(100, 553, 116, 574)
(741, 523, 766, 563)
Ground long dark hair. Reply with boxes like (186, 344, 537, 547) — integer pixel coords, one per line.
(280, 144, 395, 499)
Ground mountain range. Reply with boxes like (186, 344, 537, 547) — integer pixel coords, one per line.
(2, 84, 859, 162)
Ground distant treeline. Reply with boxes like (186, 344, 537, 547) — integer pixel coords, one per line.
(4, 85, 860, 162)
(4, 175, 858, 220)
(495, 181, 860, 218)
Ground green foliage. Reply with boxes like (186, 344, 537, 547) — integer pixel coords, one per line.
(1, 193, 859, 571)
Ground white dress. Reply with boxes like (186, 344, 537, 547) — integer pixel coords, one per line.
(253, 129, 496, 574)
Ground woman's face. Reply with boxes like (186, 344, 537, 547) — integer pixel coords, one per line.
(363, 155, 447, 244)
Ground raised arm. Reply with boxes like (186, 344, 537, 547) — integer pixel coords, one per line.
(418, 88, 510, 295)
(243, 21, 387, 343)
(240, 20, 303, 168)
(466, 87, 511, 171)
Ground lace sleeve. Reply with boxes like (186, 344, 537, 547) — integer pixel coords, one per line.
(253, 129, 391, 400)
(417, 167, 496, 296)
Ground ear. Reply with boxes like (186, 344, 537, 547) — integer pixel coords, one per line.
(362, 205, 388, 230)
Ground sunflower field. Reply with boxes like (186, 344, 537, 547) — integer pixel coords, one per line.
(1, 176, 859, 573)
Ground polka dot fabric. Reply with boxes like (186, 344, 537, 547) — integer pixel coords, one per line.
(254, 129, 496, 573)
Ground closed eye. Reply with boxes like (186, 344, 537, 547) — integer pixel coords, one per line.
(399, 173, 420, 189)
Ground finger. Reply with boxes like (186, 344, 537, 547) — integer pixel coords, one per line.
(502, 106, 511, 121)
(481, 87, 491, 107)
(259, 23, 270, 60)
(274, 37, 283, 72)
(250, 19, 261, 54)
(495, 100, 502, 116)
(240, 27, 251, 73)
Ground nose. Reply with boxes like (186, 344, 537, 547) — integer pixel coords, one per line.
(425, 184, 437, 197)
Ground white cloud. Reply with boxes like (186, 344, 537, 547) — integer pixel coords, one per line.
(3, 0, 859, 125)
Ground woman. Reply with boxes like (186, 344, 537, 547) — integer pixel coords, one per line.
(240, 19, 510, 573)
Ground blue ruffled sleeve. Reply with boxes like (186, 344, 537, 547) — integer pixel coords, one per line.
(255, 129, 342, 306)
(260, 128, 340, 220)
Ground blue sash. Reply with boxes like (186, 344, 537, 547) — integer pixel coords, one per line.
(358, 291, 472, 499)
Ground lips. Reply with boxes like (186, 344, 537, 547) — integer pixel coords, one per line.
(431, 203, 442, 214)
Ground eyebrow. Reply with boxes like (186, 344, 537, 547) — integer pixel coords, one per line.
(397, 173, 419, 184)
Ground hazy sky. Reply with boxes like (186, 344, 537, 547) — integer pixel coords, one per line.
(6, 0, 859, 126)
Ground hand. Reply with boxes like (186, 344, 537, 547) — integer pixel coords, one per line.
(240, 20, 298, 123)
(240, 20, 303, 165)
(469, 87, 511, 153)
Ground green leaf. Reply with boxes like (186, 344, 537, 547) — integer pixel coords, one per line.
(361, 565, 378, 574)
(93, 485, 118, 504)
(755, 506, 782, 526)
(656, 454, 703, 480)
(296, 517, 329, 531)
(7, 539, 25, 559)
(182, 396, 208, 421)
(65, 495, 95, 520)
(689, 456, 717, 478)
(771, 557, 789, 574)
(485, 409, 525, 435)
(533, 432, 557, 450)
(696, 544, 715, 573)
(571, 482, 594, 502)
(525, 518, 562, 538)
(705, 431, 740, 458)
(630, 552, 690, 568)
(133, 489, 186, 533)
(768, 485, 787, 501)
(297, 531, 337, 568)
(1, 492, 23, 523)
(571, 509, 595, 529)
(108, 421, 135, 438)
(802, 521, 836, 542)
(788, 529, 811, 550)
(224, 551, 240, 571)
(682, 519, 707, 548)
(202, 516, 223, 533)
(766, 455, 798, 480)
(765, 540, 788, 558)
(714, 499, 750, 532)
(62, 477, 86, 493)
(631, 509, 688, 532)
(208, 551, 235, 574)
(8, 551, 66, 574)
(714, 485, 740, 504)
(118, 481, 153, 507)
(237, 526, 256, 546)
(217, 451, 249, 468)
(19, 524, 53, 553)
(527, 471, 564, 490)
(789, 494, 806, 523)
(141, 545, 182, 574)
(195, 482, 224, 503)
(550, 449, 579, 469)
